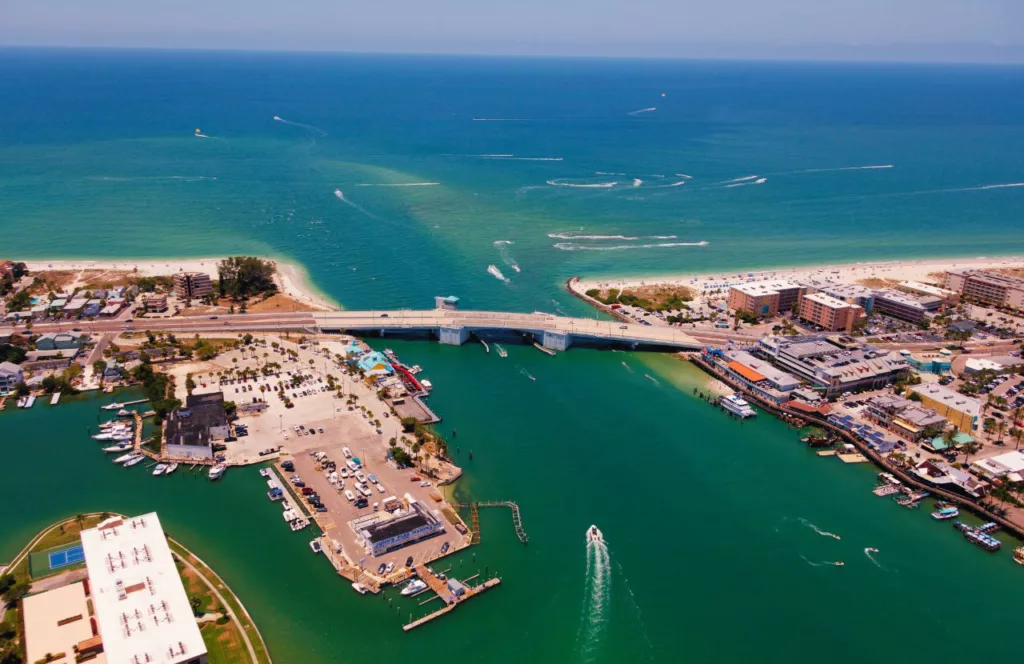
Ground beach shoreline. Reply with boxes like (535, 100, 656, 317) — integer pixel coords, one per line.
(572, 255, 1024, 293)
(20, 256, 341, 311)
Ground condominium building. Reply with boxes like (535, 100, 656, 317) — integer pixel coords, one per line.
(864, 394, 947, 441)
(796, 292, 864, 332)
(727, 280, 805, 318)
(142, 293, 168, 312)
(799, 279, 875, 312)
(871, 289, 942, 323)
(897, 281, 959, 307)
(173, 272, 214, 300)
(909, 383, 980, 432)
(0, 360, 23, 393)
(943, 269, 1024, 310)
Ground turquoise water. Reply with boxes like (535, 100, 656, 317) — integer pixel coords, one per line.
(3, 50, 1024, 663)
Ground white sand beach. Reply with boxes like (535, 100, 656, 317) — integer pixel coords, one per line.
(574, 256, 1024, 293)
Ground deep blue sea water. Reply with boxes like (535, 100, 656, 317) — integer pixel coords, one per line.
(3, 50, 1024, 663)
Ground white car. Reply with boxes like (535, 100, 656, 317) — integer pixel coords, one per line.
(375, 483, 385, 494)
(385, 562, 394, 574)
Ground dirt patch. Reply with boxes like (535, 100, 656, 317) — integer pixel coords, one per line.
(997, 268, 1024, 278)
(857, 277, 901, 289)
(245, 293, 316, 313)
(592, 284, 694, 311)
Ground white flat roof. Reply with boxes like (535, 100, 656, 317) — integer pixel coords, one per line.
(732, 280, 801, 297)
(803, 292, 858, 310)
(910, 384, 981, 418)
(23, 581, 105, 664)
(899, 281, 956, 297)
(80, 513, 206, 664)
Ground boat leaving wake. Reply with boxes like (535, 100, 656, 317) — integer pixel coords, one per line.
(553, 241, 708, 251)
(621, 361, 632, 372)
(798, 518, 841, 540)
(356, 182, 440, 187)
(493, 240, 521, 273)
(519, 367, 536, 381)
(272, 115, 328, 137)
(487, 264, 509, 283)
(644, 373, 660, 386)
(627, 106, 657, 116)
(864, 547, 886, 569)
(578, 526, 612, 661)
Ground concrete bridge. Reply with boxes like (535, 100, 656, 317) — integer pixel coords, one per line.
(307, 309, 703, 351)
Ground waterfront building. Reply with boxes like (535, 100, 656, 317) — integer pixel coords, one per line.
(142, 293, 169, 312)
(908, 384, 980, 432)
(757, 336, 909, 396)
(357, 351, 394, 376)
(944, 269, 1024, 310)
(864, 394, 946, 441)
(22, 581, 103, 664)
(34, 331, 87, 351)
(81, 513, 208, 664)
(0, 360, 24, 393)
(871, 289, 942, 323)
(903, 349, 952, 374)
(971, 450, 1024, 482)
(913, 460, 988, 498)
(173, 272, 214, 300)
(796, 292, 863, 332)
(727, 280, 805, 318)
(897, 280, 959, 307)
(724, 349, 801, 392)
(798, 279, 875, 312)
(355, 500, 445, 557)
(164, 392, 229, 460)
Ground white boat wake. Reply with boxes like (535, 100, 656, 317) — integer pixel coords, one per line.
(272, 115, 327, 137)
(577, 527, 612, 661)
(553, 241, 708, 251)
(493, 240, 521, 273)
(627, 106, 657, 116)
(798, 164, 894, 173)
(333, 189, 375, 218)
(355, 182, 440, 187)
(519, 367, 536, 381)
(864, 547, 886, 569)
(644, 373, 660, 385)
(487, 264, 509, 283)
(798, 517, 841, 540)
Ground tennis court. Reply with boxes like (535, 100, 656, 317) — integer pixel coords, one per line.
(49, 544, 85, 569)
(29, 543, 87, 578)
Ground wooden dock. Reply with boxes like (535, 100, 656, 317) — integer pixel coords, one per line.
(455, 501, 528, 544)
(402, 566, 501, 632)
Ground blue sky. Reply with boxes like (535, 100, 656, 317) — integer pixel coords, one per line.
(2, 0, 1023, 62)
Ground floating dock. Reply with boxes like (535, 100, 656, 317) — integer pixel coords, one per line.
(50, 392, 61, 405)
(402, 565, 501, 632)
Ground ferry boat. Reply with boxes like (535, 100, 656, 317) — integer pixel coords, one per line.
(401, 579, 427, 596)
(931, 507, 959, 520)
(165, 462, 179, 476)
(123, 454, 145, 468)
(102, 402, 125, 411)
(721, 394, 756, 418)
(152, 463, 168, 476)
(587, 525, 604, 544)
(208, 463, 227, 481)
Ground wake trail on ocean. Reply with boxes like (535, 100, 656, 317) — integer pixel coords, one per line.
(333, 189, 375, 218)
(493, 241, 521, 273)
(796, 164, 895, 173)
(577, 531, 612, 661)
(627, 107, 657, 116)
(798, 518, 841, 540)
(487, 265, 510, 283)
(553, 241, 709, 251)
(272, 115, 328, 137)
(356, 182, 440, 187)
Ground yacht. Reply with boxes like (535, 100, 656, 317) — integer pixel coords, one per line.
(102, 402, 125, 411)
(123, 454, 145, 468)
(102, 442, 132, 453)
(401, 579, 427, 596)
(164, 462, 179, 476)
(113, 452, 136, 464)
(721, 394, 757, 418)
(587, 525, 604, 544)
(208, 463, 227, 480)
(152, 463, 168, 476)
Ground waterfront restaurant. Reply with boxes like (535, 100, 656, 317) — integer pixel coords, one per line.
(356, 499, 445, 557)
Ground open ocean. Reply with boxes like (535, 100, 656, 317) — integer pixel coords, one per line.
(2, 49, 1024, 663)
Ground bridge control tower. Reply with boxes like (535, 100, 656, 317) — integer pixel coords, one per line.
(434, 295, 460, 311)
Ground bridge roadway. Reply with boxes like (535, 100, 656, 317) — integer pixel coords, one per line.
(26, 309, 704, 351)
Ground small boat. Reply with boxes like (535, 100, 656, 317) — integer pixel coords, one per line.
(833, 561, 845, 567)
(16, 397, 27, 408)
(152, 463, 168, 476)
(113, 452, 136, 464)
(123, 454, 145, 468)
(117, 408, 131, 417)
(164, 462, 179, 475)
(208, 463, 227, 481)
(310, 539, 322, 554)
(24, 395, 36, 408)
(931, 507, 960, 520)
(342, 447, 353, 458)
(289, 519, 308, 532)
(865, 547, 879, 554)
(102, 402, 125, 411)
(401, 579, 427, 596)
(351, 583, 368, 595)
(259, 468, 272, 477)
(495, 344, 508, 358)
(587, 525, 604, 544)
(102, 442, 132, 453)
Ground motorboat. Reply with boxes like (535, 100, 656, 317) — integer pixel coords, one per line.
(721, 394, 757, 418)
(1014, 546, 1024, 567)
(260, 468, 272, 477)
(208, 463, 227, 481)
(113, 452, 136, 464)
(342, 447, 353, 458)
(351, 583, 368, 595)
(309, 539, 322, 554)
(152, 463, 168, 476)
(495, 344, 508, 358)
(117, 409, 131, 417)
(587, 525, 604, 544)
(165, 462, 179, 475)
(931, 507, 960, 520)
(401, 579, 427, 596)
(123, 454, 145, 468)
(102, 402, 125, 411)
(102, 442, 132, 453)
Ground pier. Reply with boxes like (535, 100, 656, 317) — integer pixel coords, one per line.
(456, 501, 528, 544)
(402, 565, 501, 632)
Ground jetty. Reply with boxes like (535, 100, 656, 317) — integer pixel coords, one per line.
(402, 565, 501, 632)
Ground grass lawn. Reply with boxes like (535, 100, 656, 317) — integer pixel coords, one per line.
(201, 620, 251, 664)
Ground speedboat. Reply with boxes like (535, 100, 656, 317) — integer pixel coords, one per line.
(102, 402, 125, 411)
(208, 463, 227, 480)
(721, 394, 757, 418)
(351, 583, 368, 595)
(113, 452, 136, 464)
(587, 525, 604, 544)
(152, 463, 168, 476)
(401, 579, 427, 596)
(310, 539, 322, 554)
(164, 462, 179, 475)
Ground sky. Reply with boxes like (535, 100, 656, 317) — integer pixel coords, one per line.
(2, 0, 1024, 62)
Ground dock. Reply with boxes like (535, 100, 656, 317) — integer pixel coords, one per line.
(402, 565, 501, 632)
(455, 501, 528, 544)
(50, 392, 61, 405)
(532, 342, 556, 357)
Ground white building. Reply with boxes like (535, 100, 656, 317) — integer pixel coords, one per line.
(81, 513, 208, 664)
(0, 360, 24, 393)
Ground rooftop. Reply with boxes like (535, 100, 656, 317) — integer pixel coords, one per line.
(731, 280, 801, 297)
(80, 513, 206, 664)
(725, 350, 800, 388)
(164, 392, 227, 447)
(359, 502, 437, 544)
(898, 281, 957, 298)
(22, 581, 104, 664)
(803, 292, 859, 309)
(799, 279, 875, 299)
(950, 269, 1024, 289)
(873, 289, 943, 310)
(910, 383, 981, 417)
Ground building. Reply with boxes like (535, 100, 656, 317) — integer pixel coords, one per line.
(84, 299, 103, 317)
(22, 581, 103, 664)
(163, 392, 229, 460)
(796, 292, 863, 332)
(435, 295, 460, 311)
(897, 280, 959, 307)
(864, 394, 946, 441)
(142, 293, 168, 312)
(35, 331, 87, 351)
(904, 350, 952, 375)
(914, 460, 988, 498)
(971, 450, 1024, 482)
(63, 298, 88, 316)
(871, 289, 942, 323)
(0, 327, 14, 344)
(0, 360, 24, 393)
(356, 351, 393, 376)
(909, 383, 980, 432)
(944, 269, 1024, 310)
(757, 336, 909, 396)
(173, 272, 214, 300)
(80, 513, 208, 664)
(101, 303, 123, 317)
(799, 279, 875, 312)
(356, 500, 445, 557)
(727, 281, 805, 318)
(724, 350, 801, 392)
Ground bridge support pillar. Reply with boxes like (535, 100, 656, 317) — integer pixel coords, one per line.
(541, 331, 572, 351)
(438, 326, 470, 346)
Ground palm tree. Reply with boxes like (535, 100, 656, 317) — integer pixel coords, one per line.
(1013, 427, 1024, 450)
(75, 513, 85, 529)
(963, 441, 982, 464)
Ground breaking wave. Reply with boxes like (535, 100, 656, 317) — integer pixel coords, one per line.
(355, 182, 440, 187)
(553, 241, 709, 251)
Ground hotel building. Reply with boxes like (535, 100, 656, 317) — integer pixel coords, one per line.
(173, 272, 214, 300)
(943, 269, 1024, 310)
(796, 292, 863, 333)
(727, 280, 805, 318)
(897, 280, 959, 307)
(871, 289, 942, 323)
